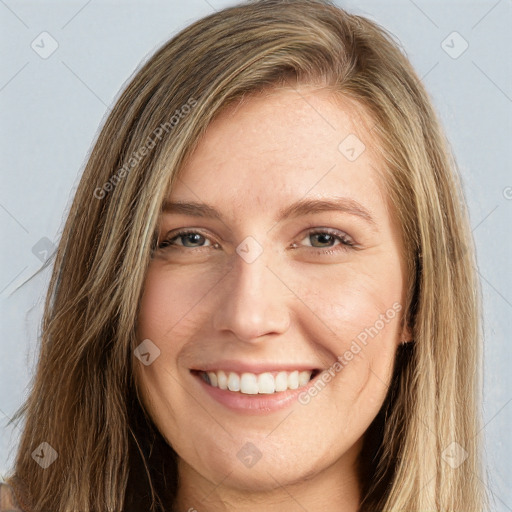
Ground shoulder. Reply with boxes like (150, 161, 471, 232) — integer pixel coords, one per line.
(0, 482, 25, 512)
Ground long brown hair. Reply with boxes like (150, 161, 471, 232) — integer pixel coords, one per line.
(6, 1, 485, 510)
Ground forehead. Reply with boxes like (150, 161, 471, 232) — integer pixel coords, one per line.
(169, 87, 387, 222)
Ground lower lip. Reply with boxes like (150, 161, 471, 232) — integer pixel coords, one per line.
(191, 371, 320, 414)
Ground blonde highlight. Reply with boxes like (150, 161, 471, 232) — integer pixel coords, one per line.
(5, 1, 485, 511)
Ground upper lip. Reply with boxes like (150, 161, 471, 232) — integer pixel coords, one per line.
(190, 360, 323, 374)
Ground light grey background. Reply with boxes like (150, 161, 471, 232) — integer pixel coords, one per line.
(1, 0, 511, 509)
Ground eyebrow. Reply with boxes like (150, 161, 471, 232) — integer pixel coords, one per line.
(161, 197, 378, 231)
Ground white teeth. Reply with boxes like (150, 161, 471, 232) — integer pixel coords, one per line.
(275, 371, 288, 392)
(298, 370, 311, 386)
(207, 371, 218, 387)
(227, 372, 240, 392)
(240, 373, 259, 394)
(199, 369, 315, 394)
(257, 372, 275, 394)
(217, 370, 228, 390)
(288, 370, 299, 389)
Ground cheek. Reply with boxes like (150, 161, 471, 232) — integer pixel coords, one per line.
(134, 267, 189, 429)
(134, 264, 226, 435)
(293, 261, 403, 349)
(136, 263, 219, 341)
(291, 264, 402, 409)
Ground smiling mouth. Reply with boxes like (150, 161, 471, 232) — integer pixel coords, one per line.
(191, 369, 321, 395)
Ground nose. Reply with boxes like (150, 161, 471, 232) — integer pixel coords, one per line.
(212, 243, 291, 343)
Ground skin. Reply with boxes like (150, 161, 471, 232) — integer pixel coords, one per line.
(135, 86, 412, 512)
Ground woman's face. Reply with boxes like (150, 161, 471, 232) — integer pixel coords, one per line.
(135, 87, 410, 499)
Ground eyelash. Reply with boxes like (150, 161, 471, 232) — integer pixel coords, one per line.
(157, 228, 356, 255)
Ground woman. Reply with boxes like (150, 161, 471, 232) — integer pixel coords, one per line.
(1, 0, 486, 510)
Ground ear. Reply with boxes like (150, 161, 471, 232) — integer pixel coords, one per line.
(399, 322, 414, 344)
